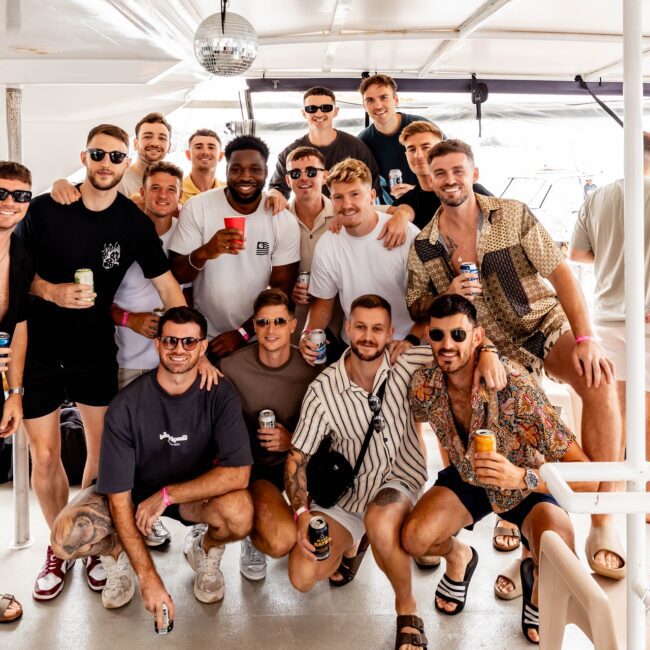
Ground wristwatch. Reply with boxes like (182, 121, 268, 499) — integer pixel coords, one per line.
(7, 387, 24, 396)
(524, 467, 539, 491)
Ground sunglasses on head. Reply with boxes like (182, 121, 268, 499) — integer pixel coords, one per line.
(0, 187, 32, 203)
(304, 104, 334, 114)
(254, 317, 290, 328)
(368, 393, 387, 432)
(159, 336, 205, 351)
(288, 167, 326, 180)
(428, 328, 470, 343)
(86, 148, 129, 164)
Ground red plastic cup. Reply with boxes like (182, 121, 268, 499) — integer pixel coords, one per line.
(224, 216, 245, 246)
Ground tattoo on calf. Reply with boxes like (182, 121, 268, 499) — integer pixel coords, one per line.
(373, 488, 403, 507)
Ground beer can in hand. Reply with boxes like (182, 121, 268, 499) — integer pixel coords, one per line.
(308, 516, 330, 561)
(75, 268, 94, 303)
(389, 169, 403, 189)
(154, 602, 173, 634)
(297, 271, 310, 287)
(310, 329, 327, 365)
(474, 429, 496, 453)
(0, 331, 10, 367)
(258, 409, 276, 429)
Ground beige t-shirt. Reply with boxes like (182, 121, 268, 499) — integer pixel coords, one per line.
(116, 167, 143, 198)
(570, 178, 650, 324)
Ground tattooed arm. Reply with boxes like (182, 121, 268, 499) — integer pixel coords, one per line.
(284, 446, 310, 512)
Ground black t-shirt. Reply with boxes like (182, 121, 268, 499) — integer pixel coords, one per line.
(394, 183, 493, 230)
(15, 190, 169, 355)
(96, 372, 252, 505)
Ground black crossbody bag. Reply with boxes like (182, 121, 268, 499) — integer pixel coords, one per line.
(307, 378, 388, 508)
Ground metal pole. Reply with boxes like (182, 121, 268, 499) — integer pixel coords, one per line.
(5, 85, 33, 550)
(622, 1, 646, 647)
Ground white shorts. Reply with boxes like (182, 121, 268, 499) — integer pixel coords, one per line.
(311, 480, 417, 547)
(596, 324, 650, 390)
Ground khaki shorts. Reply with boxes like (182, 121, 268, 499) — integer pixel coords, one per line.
(596, 323, 650, 390)
(311, 480, 417, 547)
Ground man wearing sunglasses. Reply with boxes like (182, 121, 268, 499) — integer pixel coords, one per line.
(220, 289, 319, 581)
(402, 294, 596, 644)
(50, 307, 253, 624)
(268, 86, 381, 200)
(406, 138, 624, 582)
(286, 294, 429, 650)
(16, 123, 186, 603)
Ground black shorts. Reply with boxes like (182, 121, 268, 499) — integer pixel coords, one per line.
(250, 461, 285, 492)
(23, 354, 118, 419)
(434, 464, 561, 550)
(164, 504, 196, 527)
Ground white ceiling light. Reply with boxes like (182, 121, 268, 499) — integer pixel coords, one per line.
(193, 1, 258, 77)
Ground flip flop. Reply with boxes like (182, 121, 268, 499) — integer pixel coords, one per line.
(0, 594, 23, 623)
(493, 520, 521, 552)
(394, 614, 427, 649)
(414, 554, 441, 571)
(520, 558, 539, 644)
(585, 526, 626, 580)
(434, 546, 479, 616)
(329, 534, 370, 587)
(494, 558, 522, 600)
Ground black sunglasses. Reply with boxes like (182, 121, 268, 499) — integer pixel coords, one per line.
(86, 148, 129, 164)
(0, 187, 32, 203)
(429, 328, 470, 343)
(288, 167, 326, 180)
(254, 317, 290, 328)
(304, 104, 334, 114)
(368, 393, 387, 432)
(159, 336, 205, 351)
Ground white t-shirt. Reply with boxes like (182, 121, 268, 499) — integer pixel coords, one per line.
(113, 220, 178, 369)
(309, 211, 419, 341)
(168, 188, 301, 338)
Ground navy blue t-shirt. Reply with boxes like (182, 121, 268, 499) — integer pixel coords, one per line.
(96, 372, 252, 505)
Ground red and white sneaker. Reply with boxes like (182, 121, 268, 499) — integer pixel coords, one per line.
(33, 546, 75, 601)
(83, 555, 107, 591)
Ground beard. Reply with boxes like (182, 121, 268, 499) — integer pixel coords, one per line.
(227, 183, 263, 205)
(87, 169, 123, 191)
(437, 186, 472, 207)
(350, 340, 385, 362)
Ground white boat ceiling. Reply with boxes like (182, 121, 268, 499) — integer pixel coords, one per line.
(1, 0, 650, 190)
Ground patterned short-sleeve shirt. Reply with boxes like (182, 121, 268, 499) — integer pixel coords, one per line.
(409, 356, 575, 513)
(406, 194, 568, 371)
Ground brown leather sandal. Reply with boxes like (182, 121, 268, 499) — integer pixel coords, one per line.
(329, 534, 370, 587)
(395, 614, 427, 649)
(0, 594, 23, 623)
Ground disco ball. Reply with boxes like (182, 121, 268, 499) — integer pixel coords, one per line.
(193, 12, 258, 77)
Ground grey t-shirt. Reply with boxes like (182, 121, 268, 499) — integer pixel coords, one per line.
(96, 372, 252, 504)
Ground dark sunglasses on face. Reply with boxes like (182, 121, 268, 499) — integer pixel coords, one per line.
(0, 187, 32, 203)
(304, 104, 334, 114)
(429, 328, 470, 343)
(86, 148, 129, 164)
(159, 336, 205, 351)
(288, 167, 326, 180)
(254, 317, 289, 328)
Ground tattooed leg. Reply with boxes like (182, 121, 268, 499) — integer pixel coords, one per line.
(51, 485, 122, 561)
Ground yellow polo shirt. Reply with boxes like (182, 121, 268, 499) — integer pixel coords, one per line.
(180, 175, 225, 205)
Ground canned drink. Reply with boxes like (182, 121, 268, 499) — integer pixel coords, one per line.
(389, 169, 403, 188)
(258, 409, 276, 429)
(310, 329, 327, 365)
(0, 332, 10, 364)
(308, 516, 330, 561)
(297, 271, 310, 287)
(154, 602, 173, 634)
(459, 262, 480, 297)
(475, 429, 496, 453)
(153, 307, 166, 318)
(74, 268, 94, 303)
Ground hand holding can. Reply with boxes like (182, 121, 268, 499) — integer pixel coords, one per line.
(0, 332, 10, 373)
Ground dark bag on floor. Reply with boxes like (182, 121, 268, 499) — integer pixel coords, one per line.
(307, 378, 388, 508)
(60, 404, 87, 486)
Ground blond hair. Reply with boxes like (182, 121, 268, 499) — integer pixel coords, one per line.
(326, 158, 372, 189)
(399, 121, 444, 146)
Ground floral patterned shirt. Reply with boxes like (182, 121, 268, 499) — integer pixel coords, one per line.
(409, 356, 575, 513)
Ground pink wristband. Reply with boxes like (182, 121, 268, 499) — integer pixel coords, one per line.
(293, 506, 309, 522)
(575, 335, 596, 344)
(238, 326, 250, 342)
(121, 310, 130, 327)
(161, 486, 172, 507)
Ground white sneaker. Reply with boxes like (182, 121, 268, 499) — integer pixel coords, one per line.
(145, 518, 171, 547)
(239, 536, 267, 581)
(185, 533, 225, 603)
(100, 552, 136, 609)
(184, 523, 208, 557)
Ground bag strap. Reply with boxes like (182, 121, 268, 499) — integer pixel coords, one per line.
(352, 375, 389, 477)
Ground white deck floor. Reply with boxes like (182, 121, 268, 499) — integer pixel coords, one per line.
(0, 433, 645, 650)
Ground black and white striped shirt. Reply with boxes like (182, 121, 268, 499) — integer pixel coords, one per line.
(293, 347, 431, 512)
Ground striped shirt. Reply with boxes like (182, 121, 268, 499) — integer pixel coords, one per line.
(292, 347, 430, 512)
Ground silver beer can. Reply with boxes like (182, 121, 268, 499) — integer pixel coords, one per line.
(297, 271, 310, 287)
(310, 329, 327, 365)
(258, 409, 276, 429)
(389, 168, 403, 188)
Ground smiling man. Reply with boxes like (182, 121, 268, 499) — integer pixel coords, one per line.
(181, 129, 225, 204)
(169, 135, 300, 361)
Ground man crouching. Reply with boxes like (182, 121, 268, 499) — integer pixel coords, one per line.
(50, 307, 253, 630)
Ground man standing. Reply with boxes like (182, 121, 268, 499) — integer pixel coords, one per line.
(50, 307, 253, 621)
(407, 139, 624, 579)
(286, 294, 429, 650)
(569, 132, 650, 525)
(169, 135, 300, 361)
(269, 86, 381, 199)
(16, 124, 186, 602)
(0, 161, 34, 624)
(299, 159, 423, 365)
(181, 129, 225, 204)
(402, 294, 595, 644)
(221, 289, 319, 580)
(357, 74, 429, 203)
